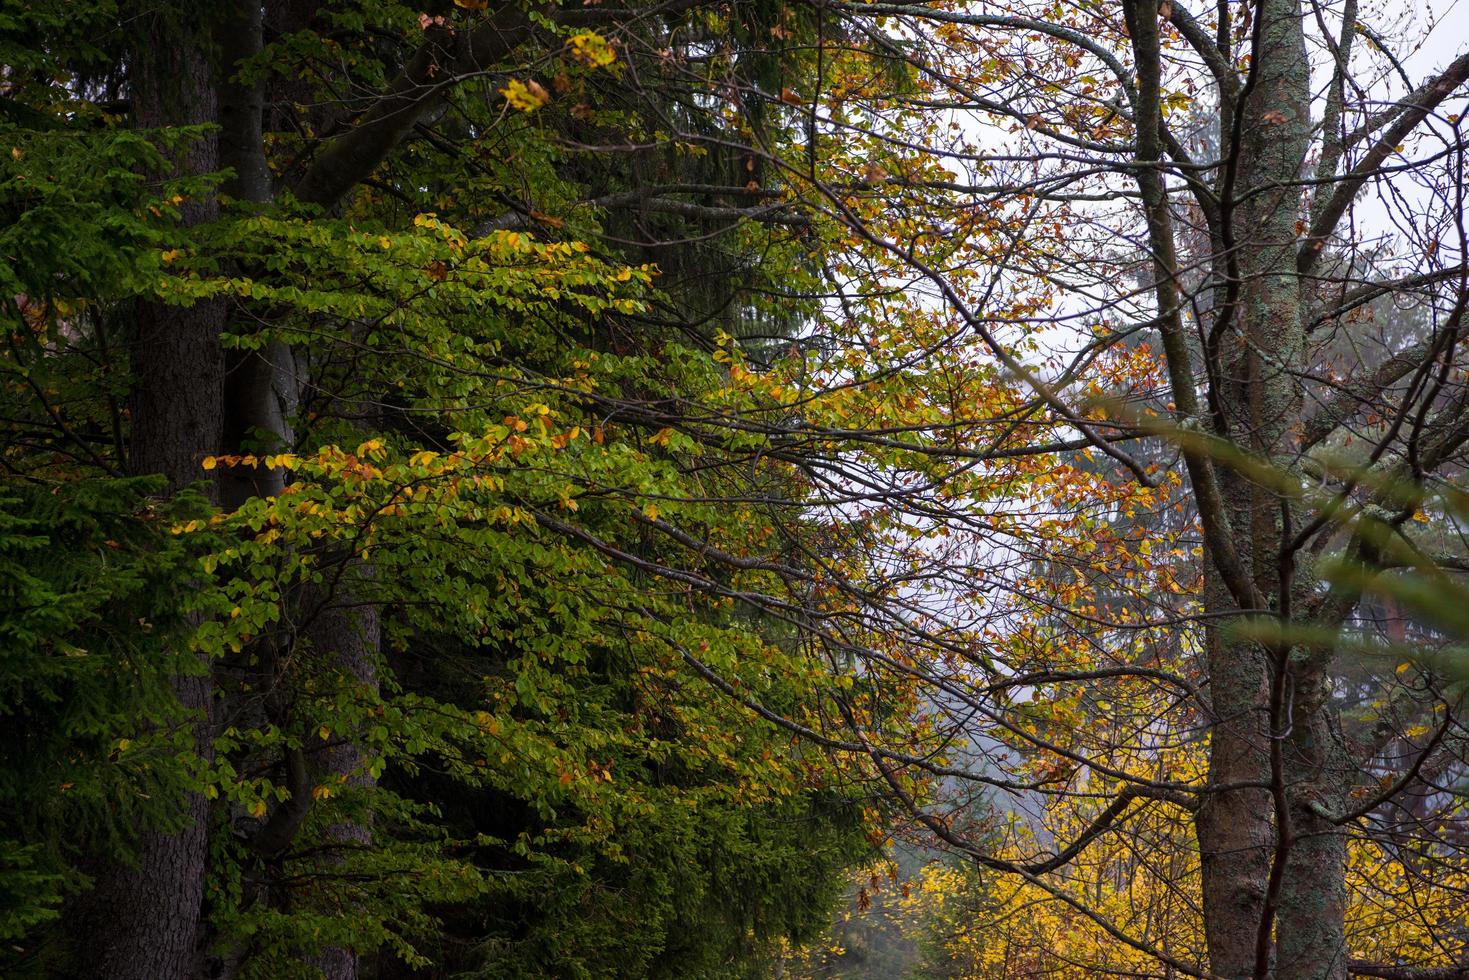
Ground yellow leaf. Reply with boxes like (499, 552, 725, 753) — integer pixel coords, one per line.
(201, 456, 218, 471)
(568, 31, 617, 68)
(500, 78, 550, 112)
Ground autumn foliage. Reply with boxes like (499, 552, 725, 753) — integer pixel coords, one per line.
(4, 1, 1469, 978)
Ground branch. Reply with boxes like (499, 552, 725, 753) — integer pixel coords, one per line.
(1349, 963, 1469, 980)
(1300, 50, 1469, 275)
(861, 740, 1206, 978)
(1299, 336, 1436, 451)
(248, 746, 312, 858)
(292, 8, 541, 207)
(479, 196, 807, 235)
(832, 2, 1141, 115)
(1168, 2, 1238, 103)
(1313, 0, 1359, 187)
(1334, 708, 1455, 824)
(291, 0, 719, 208)
(1125, 0, 1259, 610)
(1309, 266, 1469, 333)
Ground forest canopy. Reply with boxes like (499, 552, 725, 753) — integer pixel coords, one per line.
(3, 1, 1469, 978)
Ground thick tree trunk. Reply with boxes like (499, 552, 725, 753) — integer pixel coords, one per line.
(70, 12, 224, 979)
(1231, 1, 1347, 975)
(1194, 1, 1353, 976)
(87, 280, 222, 972)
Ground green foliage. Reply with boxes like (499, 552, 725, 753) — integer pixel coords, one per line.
(0, 2, 880, 975)
(461, 792, 868, 980)
(0, 478, 206, 945)
(368, 602, 872, 978)
(184, 205, 871, 968)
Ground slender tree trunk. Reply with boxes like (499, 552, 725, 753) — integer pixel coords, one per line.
(1276, 668, 1351, 980)
(306, 578, 380, 980)
(217, 0, 296, 509)
(216, 7, 380, 976)
(1194, 614, 1274, 978)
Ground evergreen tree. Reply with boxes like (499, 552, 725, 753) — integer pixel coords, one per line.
(1, 2, 876, 976)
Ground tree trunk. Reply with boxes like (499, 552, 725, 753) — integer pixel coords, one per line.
(1195, 0, 1355, 975)
(69, 10, 224, 978)
(217, 7, 381, 975)
(1276, 667, 1351, 980)
(1194, 615, 1274, 979)
(305, 573, 381, 980)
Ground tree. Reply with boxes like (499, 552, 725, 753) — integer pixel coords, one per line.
(745, 1, 1469, 976)
(2, 2, 879, 976)
(10, 1, 1469, 977)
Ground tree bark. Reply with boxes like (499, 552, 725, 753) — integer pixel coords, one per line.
(1228, 1, 1351, 976)
(1202, 0, 1356, 975)
(304, 572, 381, 980)
(68, 10, 224, 979)
(1276, 669, 1351, 980)
(1150, 0, 1357, 974)
(217, 7, 381, 976)
(1194, 616, 1274, 979)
